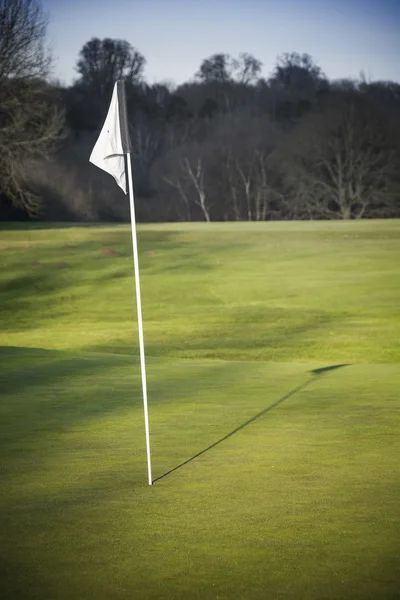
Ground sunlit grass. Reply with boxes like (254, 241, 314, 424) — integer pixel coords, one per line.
(1, 220, 399, 362)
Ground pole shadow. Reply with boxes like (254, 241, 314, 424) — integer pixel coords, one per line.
(310, 364, 350, 376)
(153, 363, 350, 483)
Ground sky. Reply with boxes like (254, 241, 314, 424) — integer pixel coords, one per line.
(43, 0, 400, 87)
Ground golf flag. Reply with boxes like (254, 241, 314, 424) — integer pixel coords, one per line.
(89, 80, 153, 486)
(89, 81, 131, 193)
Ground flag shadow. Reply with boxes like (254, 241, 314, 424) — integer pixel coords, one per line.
(153, 363, 350, 483)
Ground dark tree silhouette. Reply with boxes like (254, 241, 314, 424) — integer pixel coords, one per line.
(76, 37, 145, 90)
(196, 53, 233, 83)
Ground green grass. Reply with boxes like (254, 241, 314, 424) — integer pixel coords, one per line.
(0, 220, 399, 599)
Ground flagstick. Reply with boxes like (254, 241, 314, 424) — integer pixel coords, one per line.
(126, 152, 152, 486)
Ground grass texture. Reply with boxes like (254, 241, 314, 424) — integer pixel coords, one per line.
(0, 220, 399, 599)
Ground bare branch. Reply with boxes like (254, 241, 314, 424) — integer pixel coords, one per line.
(0, 79, 66, 215)
(0, 0, 51, 82)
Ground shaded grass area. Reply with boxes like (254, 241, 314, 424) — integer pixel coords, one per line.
(0, 347, 399, 599)
(0, 220, 399, 362)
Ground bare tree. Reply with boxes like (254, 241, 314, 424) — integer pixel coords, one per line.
(129, 111, 164, 197)
(207, 111, 280, 221)
(0, 0, 51, 81)
(67, 37, 146, 131)
(181, 156, 210, 222)
(196, 52, 262, 85)
(268, 52, 329, 123)
(76, 38, 145, 90)
(270, 52, 325, 96)
(161, 171, 191, 222)
(225, 149, 240, 220)
(196, 53, 233, 83)
(234, 151, 254, 221)
(232, 53, 262, 85)
(0, 0, 65, 216)
(278, 91, 399, 219)
(155, 141, 212, 222)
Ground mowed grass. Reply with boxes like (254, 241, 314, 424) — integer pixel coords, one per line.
(1, 220, 399, 362)
(0, 220, 399, 599)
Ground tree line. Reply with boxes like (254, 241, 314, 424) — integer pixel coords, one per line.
(1, 0, 400, 222)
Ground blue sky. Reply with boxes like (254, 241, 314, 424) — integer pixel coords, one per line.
(43, 0, 400, 86)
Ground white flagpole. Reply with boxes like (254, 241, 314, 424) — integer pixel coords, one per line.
(89, 79, 152, 485)
(126, 152, 152, 486)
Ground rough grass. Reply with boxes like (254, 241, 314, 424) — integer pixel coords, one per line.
(0, 220, 399, 599)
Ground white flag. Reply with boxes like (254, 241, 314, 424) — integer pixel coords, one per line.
(89, 82, 128, 194)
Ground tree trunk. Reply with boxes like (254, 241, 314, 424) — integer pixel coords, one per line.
(199, 191, 211, 222)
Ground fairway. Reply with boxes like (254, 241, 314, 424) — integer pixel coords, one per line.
(1, 221, 399, 599)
